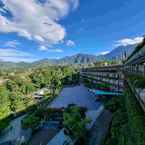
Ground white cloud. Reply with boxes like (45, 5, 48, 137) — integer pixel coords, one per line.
(39, 45, 63, 52)
(39, 46, 48, 51)
(0, 57, 37, 62)
(0, 48, 36, 62)
(66, 40, 75, 47)
(0, 48, 31, 57)
(115, 37, 144, 46)
(0, 0, 79, 46)
(100, 51, 110, 55)
(55, 49, 63, 53)
(34, 35, 45, 42)
(0, 8, 6, 13)
(71, 0, 79, 10)
(4, 40, 20, 48)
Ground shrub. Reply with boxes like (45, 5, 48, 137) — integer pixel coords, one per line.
(128, 74, 145, 88)
(63, 105, 90, 139)
(103, 97, 120, 113)
(0, 118, 9, 133)
(104, 85, 145, 145)
(21, 113, 40, 130)
(96, 83, 111, 89)
(124, 88, 145, 145)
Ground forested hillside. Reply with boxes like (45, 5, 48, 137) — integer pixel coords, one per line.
(0, 65, 78, 131)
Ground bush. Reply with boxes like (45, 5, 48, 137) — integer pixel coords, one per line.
(21, 113, 40, 130)
(104, 85, 145, 145)
(128, 74, 145, 88)
(124, 88, 145, 145)
(63, 105, 90, 139)
(103, 97, 120, 113)
(96, 83, 111, 90)
(0, 118, 9, 133)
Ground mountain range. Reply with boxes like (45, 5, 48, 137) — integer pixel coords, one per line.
(98, 44, 136, 60)
(0, 44, 137, 70)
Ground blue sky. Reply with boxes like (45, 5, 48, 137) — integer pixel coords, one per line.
(0, 0, 145, 62)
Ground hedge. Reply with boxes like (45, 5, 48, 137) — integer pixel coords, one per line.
(104, 84, 145, 145)
(124, 88, 145, 145)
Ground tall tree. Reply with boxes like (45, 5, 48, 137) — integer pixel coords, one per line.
(0, 86, 10, 120)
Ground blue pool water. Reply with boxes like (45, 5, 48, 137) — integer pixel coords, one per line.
(90, 89, 122, 96)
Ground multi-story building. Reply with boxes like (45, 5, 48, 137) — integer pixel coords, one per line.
(80, 65, 124, 93)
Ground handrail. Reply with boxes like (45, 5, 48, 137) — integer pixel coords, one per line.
(81, 64, 123, 72)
